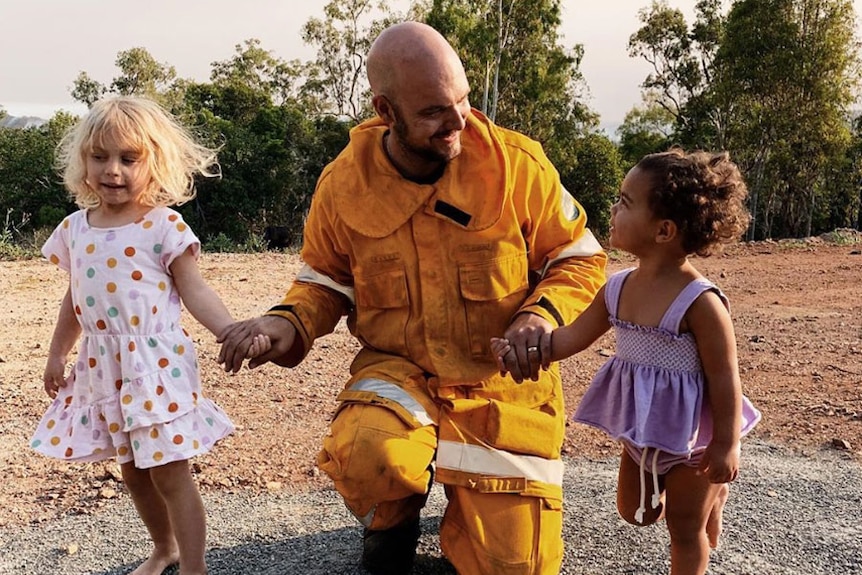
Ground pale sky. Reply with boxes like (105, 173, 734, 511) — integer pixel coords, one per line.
(1, 0, 860, 129)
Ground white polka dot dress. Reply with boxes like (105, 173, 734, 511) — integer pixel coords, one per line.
(30, 207, 234, 469)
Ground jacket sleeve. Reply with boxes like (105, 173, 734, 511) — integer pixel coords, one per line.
(264, 176, 354, 365)
(514, 148, 607, 327)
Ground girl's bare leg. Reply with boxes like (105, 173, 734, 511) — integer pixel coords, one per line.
(121, 462, 180, 575)
(149, 460, 208, 575)
(706, 483, 729, 548)
(616, 448, 664, 526)
(664, 465, 725, 575)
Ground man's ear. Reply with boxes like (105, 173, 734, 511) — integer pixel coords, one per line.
(655, 219, 678, 244)
(372, 95, 395, 124)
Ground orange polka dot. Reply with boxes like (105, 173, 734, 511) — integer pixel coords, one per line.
(50, 254, 60, 264)
(158, 281, 166, 291)
(115, 379, 122, 390)
(121, 394, 133, 405)
(107, 257, 117, 268)
(168, 402, 179, 413)
(86, 244, 96, 254)
(64, 396, 73, 406)
(172, 435, 184, 445)
(109, 423, 120, 433)
(175, 345, 185, 355)
(153, 452, 164, 462)
(152, 306, 158, 314)
(118, 446, 129, 456)
(88, 358, 97, 368)
(96, 319, 107, 330)
(131, 270, 143, 281)
(158, 358, 169, 368)
(192, 392, 198, 401)
(47, 419, 56, 429)
(143, 220, 154, 229)
(62, 220, 70, 228)
(106, 282, 117, 293)
(156, 386, 165, 396)
(150, 428, 159, 439)
(193, 440, 200, 449)
(144, 400, 153, 411)
(124, 246, 136, 257)
(130, 315, 140, 326)
(128, 341, 136, 352)
(75, 305, 82, 315)
(64, 447, 74, 457)
(176, 223, 187, 232)
(99, 413, 106, 421)
(115, 352, 122, 362)
(168, 214, 178, 222)
(50, 437, 61, 446)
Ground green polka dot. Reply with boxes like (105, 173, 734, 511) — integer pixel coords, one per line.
(133, 440, 140, 451)
(107, 307, 119, 318)
(123, 377, 131, 383)
(127, 416, 134, 427)
(206, 417, 214, 426)
(86, 267, 96, 278)
(31, 439, 41, 448)
(86, 296, 96, 307)
(171, 368, 182, 377)
(81, 415, 89, 425)
(147, 338, 158, 348)
(153, 243, 163, 253)
(99, 345, 106, 356)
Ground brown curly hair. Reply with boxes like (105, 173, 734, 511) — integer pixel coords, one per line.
(636, 147, 750, 256)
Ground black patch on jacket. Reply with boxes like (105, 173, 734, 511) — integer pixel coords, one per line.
(434, 200, 472, 227)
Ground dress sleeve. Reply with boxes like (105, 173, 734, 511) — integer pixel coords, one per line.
(157, 209, 200, 272)
(41, 216, 73, 272)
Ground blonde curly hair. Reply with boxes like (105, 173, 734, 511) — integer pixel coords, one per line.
(56, 96, 220, 209)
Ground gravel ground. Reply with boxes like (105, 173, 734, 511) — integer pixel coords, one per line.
(2, 440, 859, 575)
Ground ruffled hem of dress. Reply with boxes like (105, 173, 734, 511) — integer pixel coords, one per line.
(30, 396, 233, 467)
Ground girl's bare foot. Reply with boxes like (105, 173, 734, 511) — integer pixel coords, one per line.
(129, 546, 180, 575)
(706, 483, 729, 548)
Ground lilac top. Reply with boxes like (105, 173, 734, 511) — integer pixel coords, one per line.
(573, 268, 761, 456)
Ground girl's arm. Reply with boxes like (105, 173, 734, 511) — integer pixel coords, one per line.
(170, 247, 235, 338)
(491, 285, 610, 375)
(541, 284, 611, 368)
(688, 290, 743, 483)
(43, 284, 82, 398)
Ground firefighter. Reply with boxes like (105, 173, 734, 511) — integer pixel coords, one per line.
(218, 21, 606, 575)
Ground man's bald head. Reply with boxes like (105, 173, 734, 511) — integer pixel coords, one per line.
(367, 21, 466, 99)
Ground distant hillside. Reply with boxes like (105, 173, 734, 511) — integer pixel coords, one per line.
(0, 115, 47, 129)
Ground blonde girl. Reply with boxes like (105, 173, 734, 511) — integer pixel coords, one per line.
(30, 96, 267, 575)
(493, 148, 761, 575)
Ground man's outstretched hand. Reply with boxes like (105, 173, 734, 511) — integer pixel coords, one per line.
(217, 315, 297, 373)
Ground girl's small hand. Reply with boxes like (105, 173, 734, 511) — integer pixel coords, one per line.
(698, 440, 741, 483)
(490, 337, 512, 375)
(246, 334, 272, 359)
(42, 356, 68, 399)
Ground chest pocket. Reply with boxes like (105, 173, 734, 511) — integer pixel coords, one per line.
(459, 252, 529, 357)
(352, 267, 410, 357)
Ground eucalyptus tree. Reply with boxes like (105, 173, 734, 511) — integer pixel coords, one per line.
(714, 0, 860, 238)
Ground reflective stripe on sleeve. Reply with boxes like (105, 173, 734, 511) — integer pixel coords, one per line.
(539, 229, 603, 278)
(348, 378, 434, 427)
(436, 439, 564, 486)
(296, 263, 356, 305)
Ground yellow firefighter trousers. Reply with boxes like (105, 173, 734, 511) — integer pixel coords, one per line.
(317, 377, 564, 575)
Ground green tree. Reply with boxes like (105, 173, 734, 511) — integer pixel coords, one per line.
(713, 0, 860, 238)
(616, 95, 675, 167)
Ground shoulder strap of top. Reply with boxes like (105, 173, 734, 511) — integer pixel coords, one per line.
(658, 278, 730, 334)
(604, 268, 636, 318)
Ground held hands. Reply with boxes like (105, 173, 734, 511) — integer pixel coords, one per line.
(698, 439, 741, 484)
(490, 313, 554, 383)
(217, 315, 297, 373)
